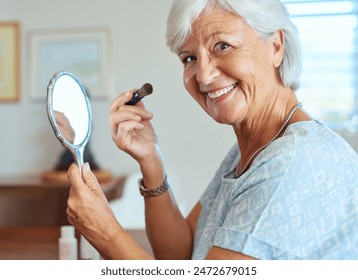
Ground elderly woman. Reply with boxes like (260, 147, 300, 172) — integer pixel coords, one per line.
(67, 0, 358, 260)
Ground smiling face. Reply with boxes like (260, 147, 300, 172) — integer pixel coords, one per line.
(177, 8, 284, 126)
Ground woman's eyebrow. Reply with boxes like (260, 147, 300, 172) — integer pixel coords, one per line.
(177, 50, 190, 56)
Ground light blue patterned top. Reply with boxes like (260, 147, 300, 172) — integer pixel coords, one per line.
(192, 120, 358, 259)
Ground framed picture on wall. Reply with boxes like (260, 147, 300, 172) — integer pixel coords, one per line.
(0, 22, 20, 102)
(28, 27, 111, 101)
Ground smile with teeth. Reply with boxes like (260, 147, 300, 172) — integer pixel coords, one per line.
(207, 83, 238, 99)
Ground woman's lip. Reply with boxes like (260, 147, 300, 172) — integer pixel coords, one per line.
(206, 84, 238, 104)
(207, 83, 238, 99)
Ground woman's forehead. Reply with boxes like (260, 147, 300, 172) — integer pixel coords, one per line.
(185, 10, 250, 43)
(192, 8, 247, 33)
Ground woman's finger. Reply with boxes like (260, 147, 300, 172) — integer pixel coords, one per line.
(110, 90, 136, 113)
(112, 121, 144, 140)
(109, 110, 142, 125)
(67, 163, 84, 189)
(81, 163, 105, 197)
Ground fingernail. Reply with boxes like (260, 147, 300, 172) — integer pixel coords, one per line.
(85, 162, 91, 172)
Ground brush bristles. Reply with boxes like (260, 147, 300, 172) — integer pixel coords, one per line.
(138, 83, 153, 98)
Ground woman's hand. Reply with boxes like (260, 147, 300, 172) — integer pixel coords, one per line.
(109, 89, 160, 167)
(67, 163, 154, 259)
(67, 163, 121, 254)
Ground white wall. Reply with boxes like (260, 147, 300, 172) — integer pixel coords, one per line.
(0, 0, 235, 212)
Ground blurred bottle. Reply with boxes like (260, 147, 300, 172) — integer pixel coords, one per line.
(59, 225, 78, 260)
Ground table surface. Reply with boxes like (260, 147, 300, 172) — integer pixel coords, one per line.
(0, 227, 152, 260)
(0, 175, 127, 227)
(0, 174, 126, 194)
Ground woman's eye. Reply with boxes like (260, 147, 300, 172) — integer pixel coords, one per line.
(214, 42, 230, 51)
(182, 56, 196, 64)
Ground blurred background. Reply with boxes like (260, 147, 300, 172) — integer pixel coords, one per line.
(0, 0, 357, 227)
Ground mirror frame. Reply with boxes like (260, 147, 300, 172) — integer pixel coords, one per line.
(46, 70, 92, 168)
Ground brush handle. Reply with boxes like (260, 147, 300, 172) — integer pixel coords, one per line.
(125, 91, 142, 105)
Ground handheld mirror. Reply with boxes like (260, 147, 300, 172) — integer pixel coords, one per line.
(47, 71, 92, 171)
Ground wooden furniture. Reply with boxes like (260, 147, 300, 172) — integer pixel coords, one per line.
(0, 175, 126, 226)
(0, 227, 152, 260)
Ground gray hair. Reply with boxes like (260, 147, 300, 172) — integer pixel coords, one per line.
(166, 0, 302, 90)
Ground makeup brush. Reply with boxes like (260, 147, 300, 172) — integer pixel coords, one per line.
(125, 83, 153, 105)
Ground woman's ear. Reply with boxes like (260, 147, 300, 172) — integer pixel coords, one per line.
(272, 30, 284, 68)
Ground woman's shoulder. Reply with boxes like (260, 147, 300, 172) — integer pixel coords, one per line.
(258, 120, 358, 182)
(245, 120, 358, 184)
(284, 120, 357, 158)
(285, 120, 348, 142)
(285, 120, 337, 141)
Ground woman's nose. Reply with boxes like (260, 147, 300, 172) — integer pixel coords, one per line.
(195, 57, 219, 86)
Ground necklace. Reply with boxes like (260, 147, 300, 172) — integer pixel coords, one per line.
(236, 102, 303, 177)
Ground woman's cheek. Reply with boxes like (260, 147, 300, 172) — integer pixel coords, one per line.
(183, 71, 197, 97)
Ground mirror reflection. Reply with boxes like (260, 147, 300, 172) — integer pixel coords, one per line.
(52, 74, 90, 145)
(47, 71, 92, 168)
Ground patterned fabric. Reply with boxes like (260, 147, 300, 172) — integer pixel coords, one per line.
(192, 120, 358, 259)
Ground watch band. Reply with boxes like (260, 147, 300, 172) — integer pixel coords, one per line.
(138, 175, 169, 197)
